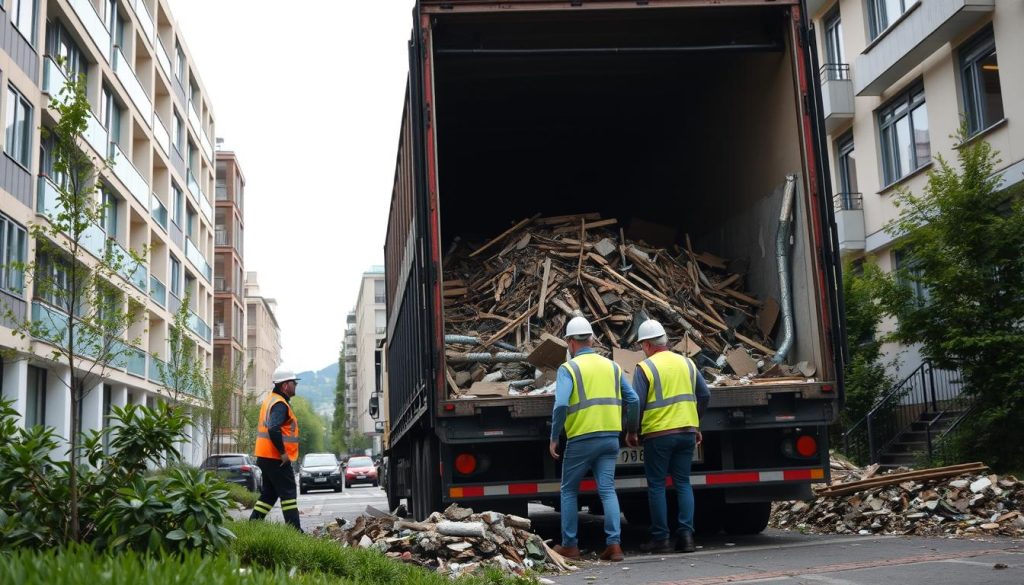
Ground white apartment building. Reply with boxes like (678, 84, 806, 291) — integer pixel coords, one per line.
(353, 266, 384, 449)
(244, 271, 281, 400)
(0, 0, 218, 464)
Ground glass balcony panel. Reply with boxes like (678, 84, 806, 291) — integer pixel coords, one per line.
(153, 115, 171, 155)
(185, 238, 212, 281)
(109, 241, 148, 292)
(84, 110, 109, 157)
(188, 102, 201, 133)
(200, 129, 214, 162)
(113, 48, 152, 121)
(156, 41, 172, 81)
(150, 274, 167, 307)
(199, 192, 213, 223)
(135, 0, 155, 43)
(186, 169, 201, 201)
(187, 309, 212, 342)
(150, 194, 168, 230)
(41, 58, 73, 106)
(68, 0, 110, 62)
(109, 143, 150, 207)
(215, 229, 228, 246)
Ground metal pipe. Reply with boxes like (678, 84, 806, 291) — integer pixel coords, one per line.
(772, 175, 797, 364)
(445, 352, 529, 364)
(444, 334, 518, 352)
(435, 43, 783, 56)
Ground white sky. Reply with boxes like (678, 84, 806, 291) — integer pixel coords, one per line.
(171, 0, 416, 372)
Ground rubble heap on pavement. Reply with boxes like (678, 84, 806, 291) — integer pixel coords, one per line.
(315, 504, 575, 578)
(771, 458, 1024, 537)
(442, 213, 814, 399)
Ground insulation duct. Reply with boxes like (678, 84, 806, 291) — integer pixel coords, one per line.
(772, 175, 798, 364)
(444, 335, 518, 352)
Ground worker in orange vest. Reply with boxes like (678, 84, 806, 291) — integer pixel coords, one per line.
(250, 370, 302, 531)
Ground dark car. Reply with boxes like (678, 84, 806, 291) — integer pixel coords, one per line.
(201, 453, 262, 492)
(344, 456, 378, 488)
(299, 453, 342, 494)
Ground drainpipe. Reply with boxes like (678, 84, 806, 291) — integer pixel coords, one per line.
(772, 175, 797, 364)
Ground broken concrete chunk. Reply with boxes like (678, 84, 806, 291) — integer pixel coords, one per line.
(970, 477, 992, 493)
(594, 238, 617, 257)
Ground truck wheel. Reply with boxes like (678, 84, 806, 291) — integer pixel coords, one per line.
(619, 495, 651, 526)
(723, 502, 771, 535)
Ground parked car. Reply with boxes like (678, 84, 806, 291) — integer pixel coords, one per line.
(299, 453, 342, 494)
(344, 455, 378, 488)
(201, 453, 262, 492)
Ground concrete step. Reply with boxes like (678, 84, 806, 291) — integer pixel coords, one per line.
(879, 452, 922, 465)
(887, 441, 928, 453)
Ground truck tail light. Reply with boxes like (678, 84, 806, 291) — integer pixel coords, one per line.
(454, 453, 477, 475)
(821, 384, 834, 392)
(795, 435, 818, 458)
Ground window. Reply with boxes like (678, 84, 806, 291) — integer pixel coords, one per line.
(171, 182, 184, 225)
(10, 0, 36, 44)
(47, 21, 87, 81)
(894, 248, 930, 304)
(374, 309, 386, 335)
(170, 255, 181, 296)
(834, 132, 860, 210)
(878, 84, 930, 186)
(100, 85, 122, 145)
(35, 250, 71, 309)
(26, 366, 47, 428)
(960, 28, 1003, 137)
(5, 86, 32, 168)
(868, 0, 911, 40)
(105, 0, 123, 46)
(0, 214, 27, 293)
(186, 207, 196, 238)
(102, 190, 119, 237)
(172, 111, 184, 153)
(175, 41, 186, 82)
(823, 8, 845, 65)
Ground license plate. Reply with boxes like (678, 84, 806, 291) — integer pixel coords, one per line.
(314, 477, 327, 483)
(357, 475, 366, 479)
(617, 445, 703, 466)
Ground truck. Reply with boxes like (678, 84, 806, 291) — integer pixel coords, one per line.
(382, 0, 846, 534)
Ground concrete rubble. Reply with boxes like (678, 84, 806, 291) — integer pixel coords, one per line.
(314, 504, 576, 578)
(770, 457, 1024, 537)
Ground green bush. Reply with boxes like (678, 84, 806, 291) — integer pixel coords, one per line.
(223, 481, 259, 509)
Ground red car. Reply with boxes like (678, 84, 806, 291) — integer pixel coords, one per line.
(345, 456, 378, 488)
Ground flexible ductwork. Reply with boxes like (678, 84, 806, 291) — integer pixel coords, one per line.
(772, 175, 797, 364)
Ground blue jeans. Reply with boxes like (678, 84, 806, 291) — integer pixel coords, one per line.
(643, 432, 696, 540)
(560, 435, 621, 547)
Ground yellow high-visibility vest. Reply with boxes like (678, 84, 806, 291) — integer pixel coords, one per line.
(562, 352, 623, 439)
(637, 351, 699, 435)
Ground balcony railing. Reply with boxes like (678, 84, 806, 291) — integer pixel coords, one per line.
(199, 191, 213, 223)
(150, 194, 168, 231)
(186, 169, 201, 201)
(156, 40, 172, 81)
(134, 0, 155, 43)
(153, 114, 171, 155)
(834, 192, 866, 252)
(148, 354, 170, 386)
(109, 142, 150, 207)
(820, 63, 850, 83)
(215, 183, 228, 200)
(41, 57, 72, 107)
(185, 237, 212, 281)
(201, 128, 214, 162)
(108, 241, 148, 292)
(113, 47, 152, 120)
(374, 294, 386, 304)
(68, 0, 110, 62)
(214, 277, 227, 291)
(215, 229, 228, 246)
(150, 274, 167, 307)
(188, 101, 201, 133)
(214, 322, 225, 338)
(834, 192, 864, 212)
(84, 110, 108, 157)
(36, 176, 107, 259)
(187, 309, 212, 342)
(375, 327, 386, 335)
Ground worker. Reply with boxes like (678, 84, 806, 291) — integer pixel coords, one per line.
(250, 369, 303, 531)
(550, 316, 639, 563)
(626, 320, 710, 553)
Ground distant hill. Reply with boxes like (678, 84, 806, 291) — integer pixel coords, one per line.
(296, 361, 340, 416)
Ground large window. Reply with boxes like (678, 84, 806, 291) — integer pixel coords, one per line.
(10, 0, 36, 44)
(894, 248, 930, 304)
(172, 111, 184, 153)
(35, 250, 71, 309)
(101, 85, 122, 145)
(823, 8, 845, 65)
(175, 41, 186, 82)
(171, 182, 184, 225)
(26, 366, 47, 428)
(105, 0, 123, 46)
(5, 85, 33, 168)
(868, 0, 911, 40)
(879, 84, 930, 186)
(960, 28, 1003, 137)
(834, 132, 860, 210)
(47, 21, 87, 81)
(102, 190, 120, 237)
(170, 255, 182, 296)
(0, 213, 27, 294)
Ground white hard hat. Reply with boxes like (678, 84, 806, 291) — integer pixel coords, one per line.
(636, 319, 667, 342)
(565, 316, 594, 337)
(272, 369, 301, 384)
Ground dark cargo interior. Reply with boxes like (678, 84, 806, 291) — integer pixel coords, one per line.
(431, 5, 826, 371)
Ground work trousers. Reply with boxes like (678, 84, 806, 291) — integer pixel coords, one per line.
(250, 457, 302, 531)
(643, 432, 697, 539)
(559, 435, 622, 547)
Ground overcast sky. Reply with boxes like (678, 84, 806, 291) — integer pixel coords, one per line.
(171, 0, 415, 372)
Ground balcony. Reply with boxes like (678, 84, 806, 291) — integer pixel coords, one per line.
(126, 346, 147, 378)
(36, 176, 106, 259)
(41, 57, 72, 107)
(109, 241, 148, 292)
(820, 64, 854, 133)
(134, 0, 155, 44)
(187, 309, 212, 342)
(113, 47, 152, 120)
(216, 183, 228, 201)
(215, 229, 228, 246)
(84, 110, 109, 157)
(148, 354, 170, 386)
(109, 143, 150, 207)
(374, 294, 386, 304)
(156, 41, 172, 81)
(199, 191, 213, 223)
(214, 277, 227, 291)
(153, 114, 171, 155)
(855, 0, 995, 96)
(150, 274, 167, 307)
(68, 0, 110, 62)
(214, 322, 225, 338)
(150, 194, 168, 231)
(201, 128, 214, 162)
(834, 193, 866, 253)
(185, 237, 212, 282)
(188, 101, 201, 134)
(186, 169, 201, 201)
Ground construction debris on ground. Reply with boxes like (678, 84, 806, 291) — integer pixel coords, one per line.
(770, 458, 1024, 537)
(315, 504, 575, 578)
(442, 213, 814, 399)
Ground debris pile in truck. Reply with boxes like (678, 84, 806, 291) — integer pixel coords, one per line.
(441, 213, 811, 399)
(315, 504, 574, 577)
(770, 461, 1024, 537)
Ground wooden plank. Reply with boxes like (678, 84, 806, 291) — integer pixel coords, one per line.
(587, 286, 609, 315)
(481, 308, 532, 348)
(817, 463, 988, 497)
(581, 271, 624, 294)
(469, 215, 537, 258)
(536, 257, 552, 319)
(723, 287, 764, 307)
(735, 332, 776, 356)
(535, 212, 601, 225)
(713, 273, 742, 290)
(442, 287, 468, 297)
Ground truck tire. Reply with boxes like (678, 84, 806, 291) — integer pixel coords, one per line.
(722, 502, 771, 535)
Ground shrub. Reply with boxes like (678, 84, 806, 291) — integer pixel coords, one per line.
(223, 481, 259, 509)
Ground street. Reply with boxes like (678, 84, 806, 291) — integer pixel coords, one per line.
(245, 490, 1023, 585)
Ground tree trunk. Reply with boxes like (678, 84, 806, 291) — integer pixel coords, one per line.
(69, 377, 81, 541)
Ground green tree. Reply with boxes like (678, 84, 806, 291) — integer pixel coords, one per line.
(330, 350, 347, 454)
(872, 131, 1024, 470)
(290, 396, 325, 455)
(206, 366, 237, 456)
(233, 392, 261, 456)
(2, 69, 148, 541)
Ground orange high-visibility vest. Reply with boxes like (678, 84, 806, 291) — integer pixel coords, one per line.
(254, 392, 299, 460)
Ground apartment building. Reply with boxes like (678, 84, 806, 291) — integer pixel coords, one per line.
(809, 0, 1020, 376)
(0, 0, 218, 464)
(244, 271, 281, 400)
(212, 146, 245, 452)
(342, 310, 357, 436)
(353, 267, 384, 448)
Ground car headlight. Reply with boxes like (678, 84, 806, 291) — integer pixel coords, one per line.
(300, 471, 311, 478)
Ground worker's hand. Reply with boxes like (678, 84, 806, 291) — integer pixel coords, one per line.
(280, 453, 292, 466)
(625, 432, 639, 448)
(549, 441, 560, 460)
(695, 431, 703, 446)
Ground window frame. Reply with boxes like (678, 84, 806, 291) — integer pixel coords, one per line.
(0, 213, 27, 294)
(878, 82, 930, 186)
(26, 366, 47, 428)
(10, 0, 37, 45)
(823, 7, 845, 65)
(868, 0, 909, 40)
(959, 27, 1003, 137)
(5, 84, 33, 169)
(170, 254, 182, 296)
(46, 20, 87, 81)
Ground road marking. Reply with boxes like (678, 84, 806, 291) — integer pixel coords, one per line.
(796, 575, 865, 585)
(646, 548, 1012, 585)
(937, 557, 1019, 568)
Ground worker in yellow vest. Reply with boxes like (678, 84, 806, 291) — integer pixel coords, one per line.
(626, 320, 710, 553)
(250, 369, 303, 531)
(550, 316, 639, 563)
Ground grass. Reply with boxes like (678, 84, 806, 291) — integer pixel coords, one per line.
(222, 482, 259, 509)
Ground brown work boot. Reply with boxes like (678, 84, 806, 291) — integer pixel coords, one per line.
(553, 544, 581, 560)
(599, 543, 625, 562)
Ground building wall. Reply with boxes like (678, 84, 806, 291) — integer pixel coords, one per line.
(244, 272, 281, 399)
(343, 311, 357, 436)
(811, 0, 1021, 378)
(353, 268, 384, 441)
(0, 0, 218, 465)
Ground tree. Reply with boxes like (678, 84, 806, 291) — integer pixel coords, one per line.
(330, 350, 347, 454)
(872, 131, 1024, 469)
(206, 366, 237, 456)
(290, 396, 325, 455)
(2, 69, 148, 541)
(233, 392, 261, 456)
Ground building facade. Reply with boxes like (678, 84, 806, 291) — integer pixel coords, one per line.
(0, 0, 218, 464)
(212, 147, 245, 452)
(809, 0, 1020, 377)
(342, 310, 357, 436)
(353, 267, 384, 448)
(244, 271, 281, 400)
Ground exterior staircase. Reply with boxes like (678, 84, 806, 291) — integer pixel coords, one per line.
(877, 410, 965, 469)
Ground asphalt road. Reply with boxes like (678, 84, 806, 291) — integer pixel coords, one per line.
(231, 483, 390, 532)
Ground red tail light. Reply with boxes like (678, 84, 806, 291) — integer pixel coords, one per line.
(240, 465, 252, 472)
(796, 435, 818, 458)
(454, 453, 478, 475)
